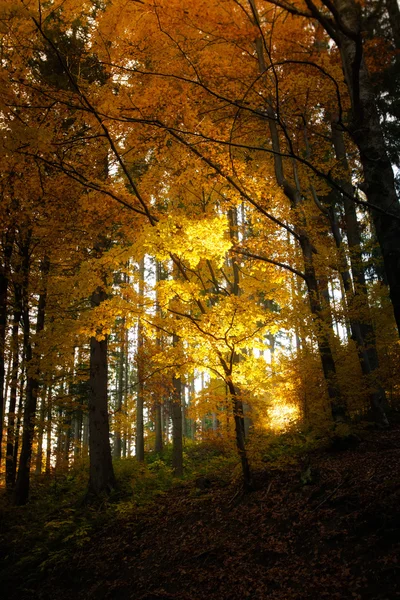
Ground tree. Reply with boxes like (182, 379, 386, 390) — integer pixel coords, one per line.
(13, 254, 49, 505)
(88, 285, 116, 496)
(264, 0, 400, 334)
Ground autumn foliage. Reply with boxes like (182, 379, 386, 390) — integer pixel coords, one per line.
(0, 0, 399, 503)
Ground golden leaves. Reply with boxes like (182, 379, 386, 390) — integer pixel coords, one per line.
(145, 214, 232, 268)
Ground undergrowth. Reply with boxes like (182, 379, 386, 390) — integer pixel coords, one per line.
(0, 427, 330, 588)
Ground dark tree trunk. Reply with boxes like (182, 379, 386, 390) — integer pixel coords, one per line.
(0, 228, 14, 465)
(6, 278, 22, 490)
(13, 254, 49, 505)
(63, 410, 72, 469)
(385, 0, 400, 49)
(114, 318, 125, 459)
(35, 387, 47, 475)
(73, 406, 83, 460)
(88, 287, 116, 496)
(155, 403, 163, 454)
(136, 258, 145, 462)
(310, 0, 400, 335)
(227, 379, 253, 491)
(55, 403, 65, 472)
(154, 261, 163, 454)
(330, 121, 388, 425)
(45, 390, 52, 474)
(13, 367, 25, 485)
(300, 234, 347, 422)
(171, 371, 183, 477)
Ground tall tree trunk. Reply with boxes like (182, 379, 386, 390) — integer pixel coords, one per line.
(227, 378, 253, 491)
(330, 120, 389, 425)
(55, 403, 64, 472)
(229, 207, 253, 438)
(88, 287, 116, 496)
(385, 0, 400, 48)
(35, 386, 47, 475)
(307, 0, 400, 335)
(136, 257, 145, 462)
(63, 411, 72, 469)
(6, 275, 22, 490)
(155, 403, 163, 454)
(55, 379, 67, 472)
(73, 408, 83, 460)
(300, 234, 347, 421)
(0, 227, 14, 465)
(189, 376, 196, 439)
(82, 410, 89, 458)
(171, 358, 183, 477)
(155, 261, 164, 454)
(13, 364, 25, 485)
(45, 390, 52, 475)
(114, 317, 125, 459)
(14, 254, 49, 505)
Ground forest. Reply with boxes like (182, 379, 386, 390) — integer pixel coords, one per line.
(0, 0, 399, 598)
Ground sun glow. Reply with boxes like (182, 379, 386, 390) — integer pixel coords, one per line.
(267, 403, 300, 431)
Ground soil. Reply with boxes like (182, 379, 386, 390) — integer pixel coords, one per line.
(1, 425, 400, 600)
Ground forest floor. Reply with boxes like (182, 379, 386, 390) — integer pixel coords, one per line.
(1, 424, 400, 600)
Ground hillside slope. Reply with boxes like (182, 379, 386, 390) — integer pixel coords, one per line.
(2, 426, 400, 600)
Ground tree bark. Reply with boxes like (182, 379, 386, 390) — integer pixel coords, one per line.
(330, 120, 389, 425)
(45, 390, 52, 474)
(6, 272, 22, 490)
(35, 386, 47, 475)
(82, 410, 89, 458)
(136, 257, 145, 462)
(0, 227, 14, 465)
(171, 365, 183, 477)
(88, 287, 116, 496)
(155, 402, 163, 454)
(308, 0, 400, 335)
(13, 254, 49, 505)
(299, 234, 347, 421)
(227, 379, 253, 491)
(385, 0, 400, 49)
(114, 317, 126, 459)
(13, 365, 25, 485)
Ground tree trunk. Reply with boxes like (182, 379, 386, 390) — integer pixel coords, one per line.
(227, 379, 253, 491)
(82, 410, 89, 458)
(321, 0, 400, 335)
(13, 254, 49, 505)
(155, 402, 163, 454)
(88, 287, 116, 496)
(300, 234, 347, 421)
(0, 227, 14, 465)
(55, 384, 65, 472)
(13, 366, 25, 485)
(73, 401, 83, 460)
(45, 391, 52, 474)
(63, 411, 72, 469)
(114, 317, 125, 459)
(6, 278, 22, 490)
(330, 120, 389, 425)
(171, 367, 183, 477)
(385, 0, 400, 49)
(35, 387, 47, 475)
(136, 257, 145, 462)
